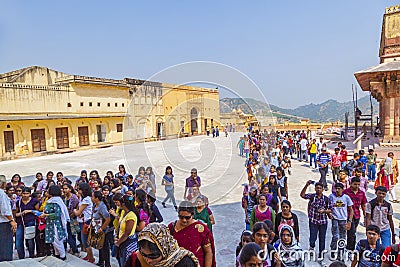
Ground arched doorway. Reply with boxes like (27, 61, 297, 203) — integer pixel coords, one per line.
(190, 108, 198, 134)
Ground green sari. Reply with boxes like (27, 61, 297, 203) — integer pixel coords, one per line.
(194, 207, 212, 232)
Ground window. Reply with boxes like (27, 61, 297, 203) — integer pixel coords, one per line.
(89, 102, 93, 107)
(67, 103, 72, 107)
(116, 124, 123, 132)
(107, 103, 110, 107)
(115, 103, 118, 107)
(80, 102, 84, 106)
(97, 102, 101, 107)
(122, 103, 125, 107)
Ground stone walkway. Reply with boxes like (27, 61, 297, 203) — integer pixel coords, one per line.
(1, 133, 400, 266)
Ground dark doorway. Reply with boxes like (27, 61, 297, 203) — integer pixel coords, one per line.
(56, 127, 69, 149)
(157, 122, 163, 137)
(31, 129, 46, 152)
(190, 108, 198, 134)
(4, 131, 14, 152)
(78, 126, 89, 146)
(96, 124, 106, 143)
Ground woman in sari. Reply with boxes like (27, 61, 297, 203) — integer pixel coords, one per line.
(194, 196, 215, 232)
(125, 223, 199, 267)
(39, 185, 70, 260)
(168, 201, 216, 267)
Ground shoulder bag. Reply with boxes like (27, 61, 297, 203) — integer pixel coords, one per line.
(88, 204, 105, 249)
(19, 200, 36, 240)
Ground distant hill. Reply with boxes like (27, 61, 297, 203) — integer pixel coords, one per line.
(220, 95, 378, 123)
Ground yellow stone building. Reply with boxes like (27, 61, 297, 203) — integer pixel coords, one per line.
(0, 66, 220, 159)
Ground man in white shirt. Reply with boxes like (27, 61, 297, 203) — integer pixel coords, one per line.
(299, 136, 309, 162)
(0, 174, 17, 261)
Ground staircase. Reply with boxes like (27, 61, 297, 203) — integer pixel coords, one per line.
(0, 255, 105, 267)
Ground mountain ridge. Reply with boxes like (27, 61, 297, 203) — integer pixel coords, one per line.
(220, 95, 378, 123)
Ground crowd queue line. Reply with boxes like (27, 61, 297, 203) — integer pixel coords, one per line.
(236, 129, 399, 267)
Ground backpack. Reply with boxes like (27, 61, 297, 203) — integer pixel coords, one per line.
(358, 239, 385, 263)
(369, 198, 391, 220)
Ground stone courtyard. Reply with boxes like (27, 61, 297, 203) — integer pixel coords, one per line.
(1, 133, 400, 266)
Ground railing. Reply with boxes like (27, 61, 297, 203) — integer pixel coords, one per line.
(353, 133, 365, 151)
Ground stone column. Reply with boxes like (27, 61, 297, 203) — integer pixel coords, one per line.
(379, 99, 384, 134)
(394, 97, 400, 137)
(383, 98, 391, 138)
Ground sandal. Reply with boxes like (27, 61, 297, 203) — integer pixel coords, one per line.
(85, 258, 95, 263)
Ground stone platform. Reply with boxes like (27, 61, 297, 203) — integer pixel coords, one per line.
(1, 133, 400, 266)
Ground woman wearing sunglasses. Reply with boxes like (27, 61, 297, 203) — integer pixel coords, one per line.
(168, 201, 216, 267)
(125, 223, 199, 267)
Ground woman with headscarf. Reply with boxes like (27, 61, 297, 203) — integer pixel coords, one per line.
(39, 185, 70, 260)
(273, 225, 304, 267)
(125, 223, 200, 267)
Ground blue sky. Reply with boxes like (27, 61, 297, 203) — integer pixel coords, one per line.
(1, 1, 398, 108)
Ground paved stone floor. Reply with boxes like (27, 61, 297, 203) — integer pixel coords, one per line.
(1, 133, 400, 266)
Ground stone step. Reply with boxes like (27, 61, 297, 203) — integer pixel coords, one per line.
(0, 258, 47, 267)
(1, 254, 98, 267)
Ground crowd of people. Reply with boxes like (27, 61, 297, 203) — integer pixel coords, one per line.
(0, 164, 217, 267)
(1, 128, 400, 267)
(237, 129, 399, 267)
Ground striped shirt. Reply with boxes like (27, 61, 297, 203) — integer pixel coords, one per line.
(317, 153, 331, 167)
(0, 189, 12, 223)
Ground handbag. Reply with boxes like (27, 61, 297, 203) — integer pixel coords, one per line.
(88, 227, 105, 249)
(37, 217, 46, 231)
(24, 225, 36, 240)
(82, 221, 90, 235)
(87, 205, 105, 249)
(70, 217, 80, 236)
(19, 201, 36, 240)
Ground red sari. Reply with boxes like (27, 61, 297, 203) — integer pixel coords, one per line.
(168, 220, 216, 267)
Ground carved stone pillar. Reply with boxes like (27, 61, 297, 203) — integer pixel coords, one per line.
(395, 97, 400, 137)
(379, 99, 384, 133)
(383, 98, 391, 137)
